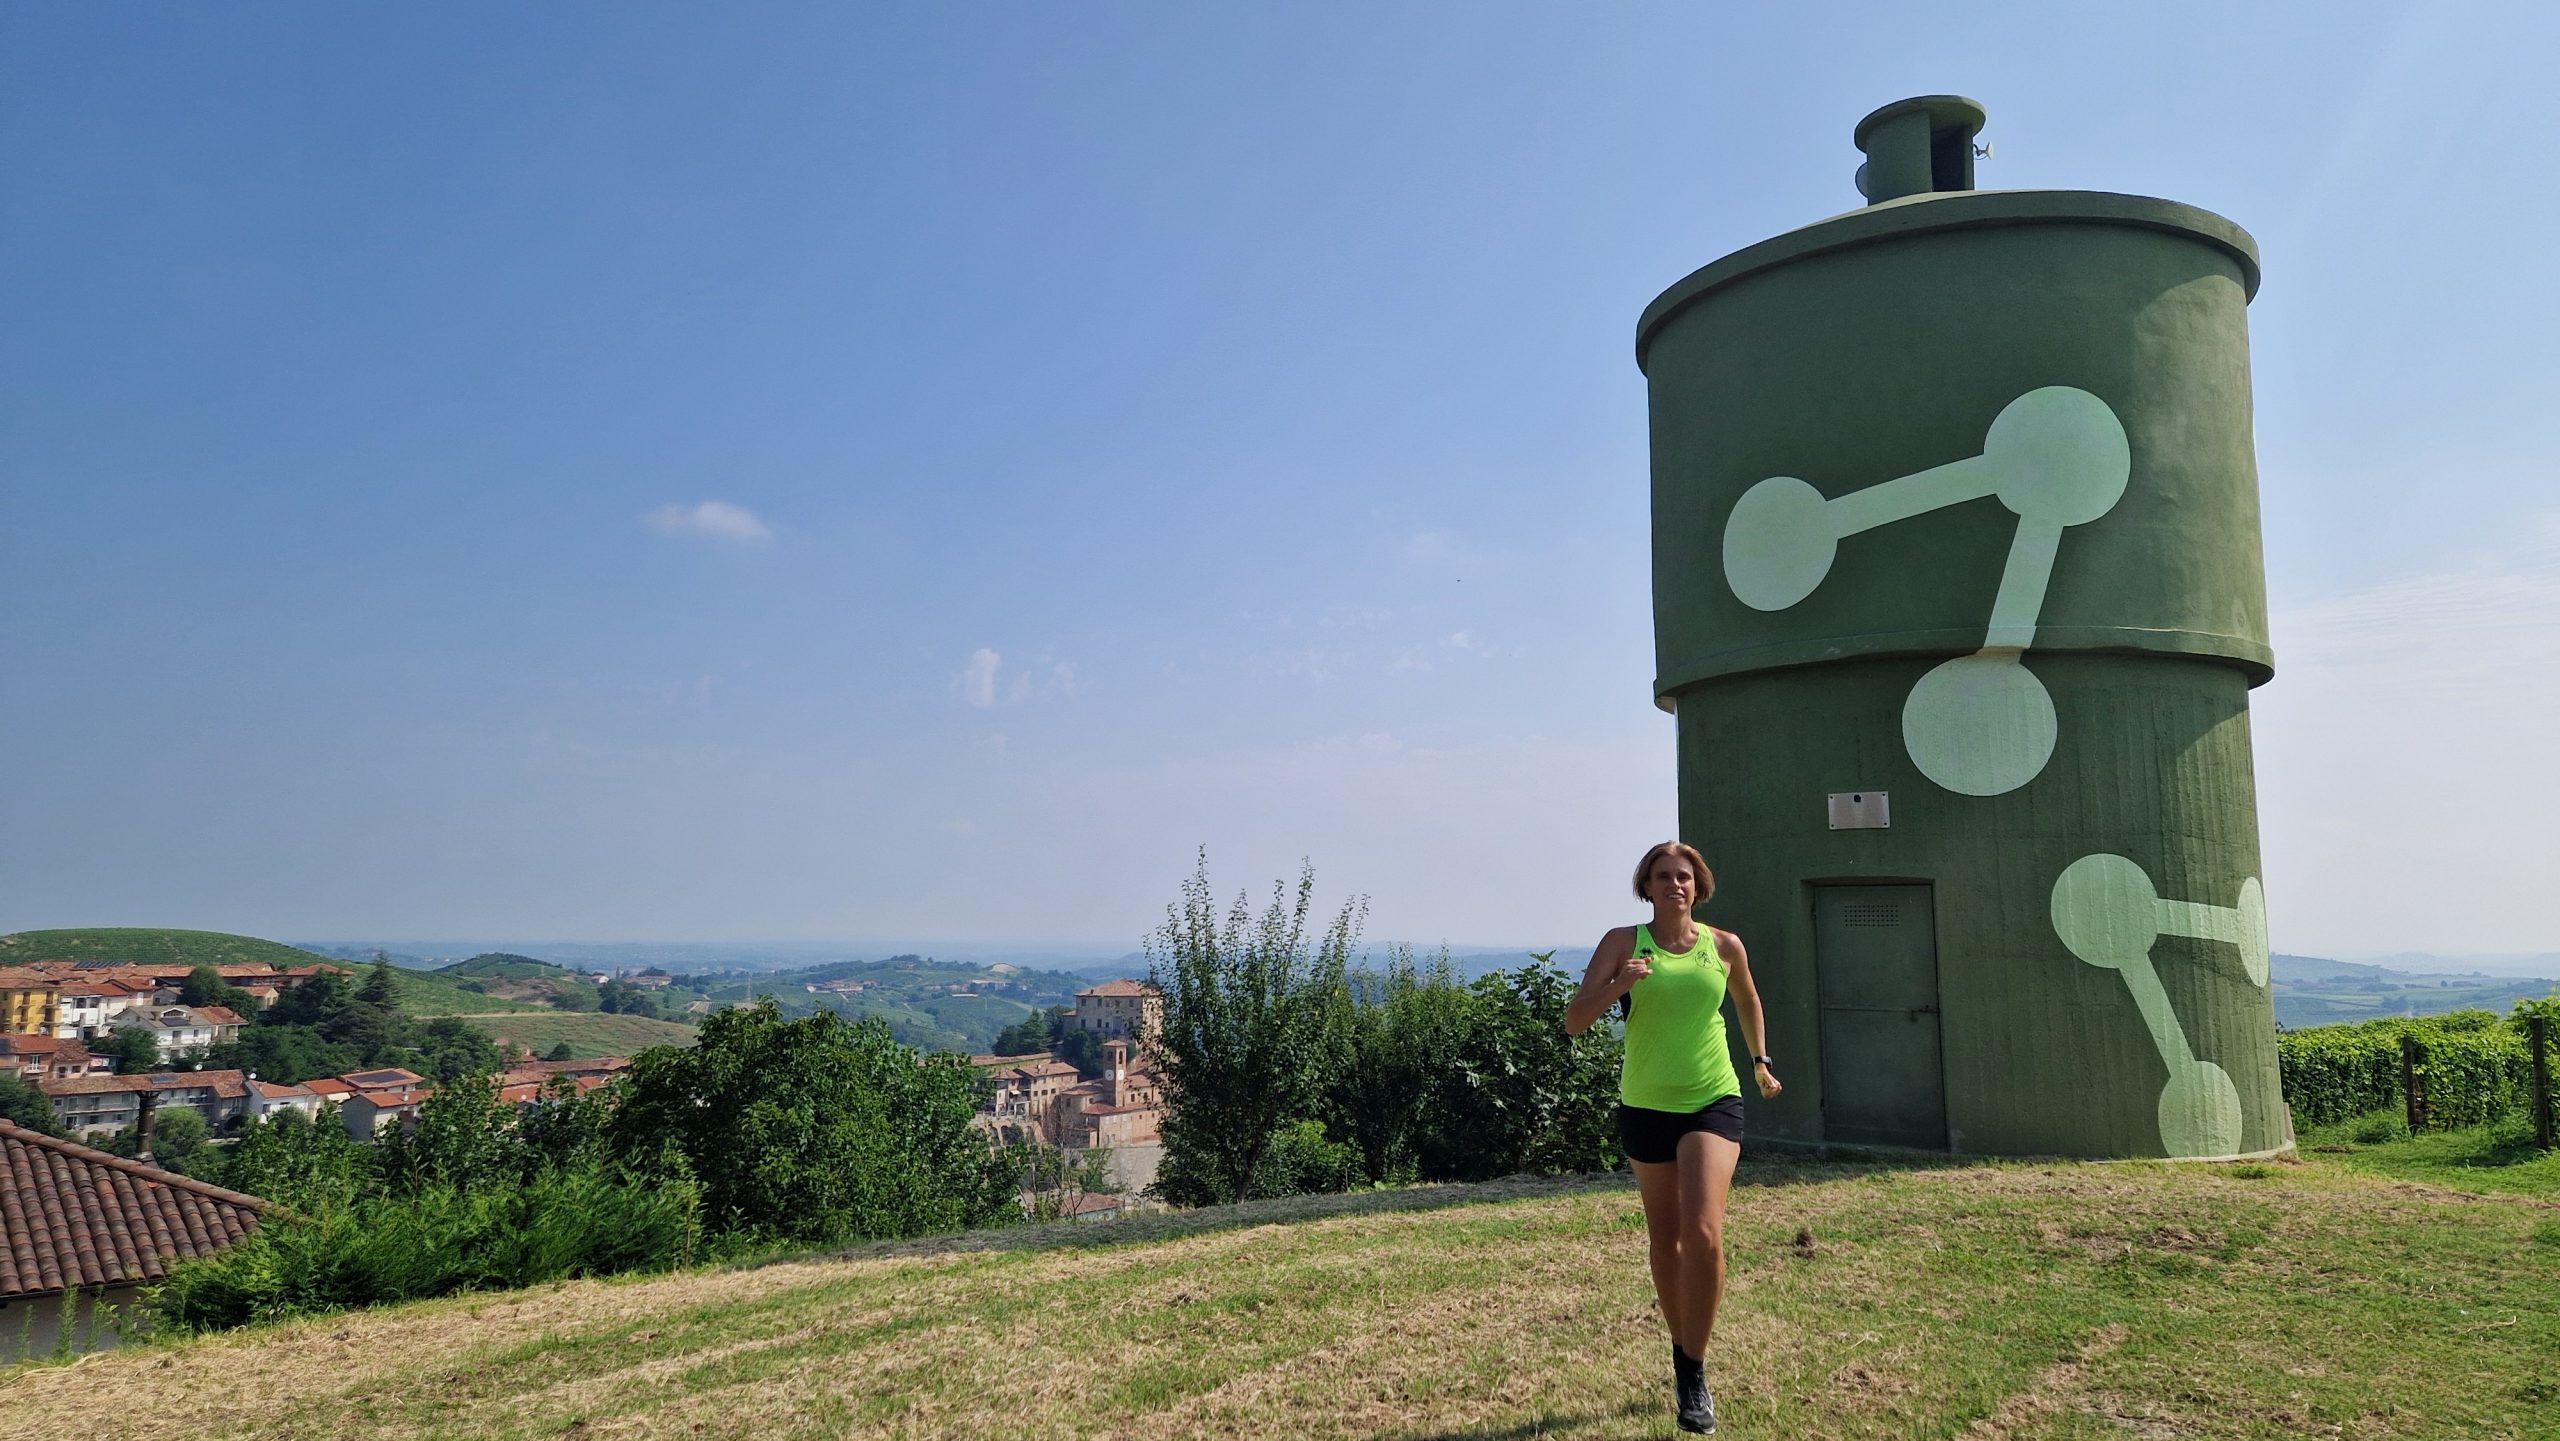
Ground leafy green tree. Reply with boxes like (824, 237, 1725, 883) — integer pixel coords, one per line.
(1419, 956, 1622, 1181)
(990, 1011, 1056, 1056)
(516, 1077, 613, 1173)
(1146, 854, 1360, 1207)
(0, 1073, 62, 1136)
(1055, 1026, 1106, 1078)
(218, 1109, 372, 1212)
(207, 1024, 356, 1085)
(1326, 946, 1472, 1184)
(97, 1026, 163, 1074)
(605, 1002, 1015, 1246)
(178, 964, 258, 1016)
(377, 1073, 529, 1196)
(264, 967, 352, 1028)
(1018, 1141, 1117, 1221)
(101, 1105, 209, 1164)
(357, 956, 402, 1012)
(413, 1017, 502, 1084)
(545, 1040, 577, 1061)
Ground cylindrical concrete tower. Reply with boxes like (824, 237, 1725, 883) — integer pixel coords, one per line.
(1640, 96, 2288, 1160)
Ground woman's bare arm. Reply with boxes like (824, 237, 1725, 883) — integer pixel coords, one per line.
(1563, 926, 1643, 1035)
(1718, 929, 1782, 1099)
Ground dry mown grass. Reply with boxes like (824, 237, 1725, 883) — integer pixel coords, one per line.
(7, 1158, 2555, 1440)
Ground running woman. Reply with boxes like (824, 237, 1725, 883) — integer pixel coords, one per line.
(1563, 840, 1780, 1435)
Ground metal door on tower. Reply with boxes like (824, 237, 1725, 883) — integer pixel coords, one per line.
(1813, 884, 1949, 1150)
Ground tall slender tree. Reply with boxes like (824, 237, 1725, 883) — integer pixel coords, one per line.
(1146, 853, 1360, 1205)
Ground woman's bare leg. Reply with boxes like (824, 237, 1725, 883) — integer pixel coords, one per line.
(1674, 1131, 1741, 1356)
(1630, 1158, 1685, 1339)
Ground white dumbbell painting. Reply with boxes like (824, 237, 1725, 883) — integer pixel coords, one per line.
(2051, 854, 2270, 1158)
(1723, 385, 2129, 796)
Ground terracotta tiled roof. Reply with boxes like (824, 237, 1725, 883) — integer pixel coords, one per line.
(303, 1079, 353, 1097)
(192, 1005, 247, 1026)
(0, 1118, 270, 1302)
(251, 1080, 314, 1099)
(37, 1069, 250, 1099)
(1078, 978, 1155, 998)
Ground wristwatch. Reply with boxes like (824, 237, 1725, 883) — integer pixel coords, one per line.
(1750, 1055, 1775, 1068)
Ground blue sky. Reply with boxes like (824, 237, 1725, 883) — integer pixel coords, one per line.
(4, 4, 2554, 960)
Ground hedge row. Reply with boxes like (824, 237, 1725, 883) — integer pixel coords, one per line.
(2276, 1006, 2547, 1130)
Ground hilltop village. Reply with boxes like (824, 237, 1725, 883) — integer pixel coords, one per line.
(0, 951, 1165, 1235)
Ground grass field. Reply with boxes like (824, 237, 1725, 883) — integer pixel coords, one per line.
(457, 1009, 699, 1058)
(10, 1153, 2553, 1439)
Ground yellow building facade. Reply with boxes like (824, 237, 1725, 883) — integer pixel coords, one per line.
(0, 971, 62, 1036)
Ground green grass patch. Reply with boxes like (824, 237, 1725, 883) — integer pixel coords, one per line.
(460, 1010, 699, 1058)
(2295, 1108, 2560, 1199)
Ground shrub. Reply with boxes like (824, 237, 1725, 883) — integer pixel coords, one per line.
(604, 1002, 1016, 1246)
(148, 1165, 697, 1334)
(2278, 1011, 2530, 1130)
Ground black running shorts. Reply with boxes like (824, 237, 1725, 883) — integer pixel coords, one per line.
(1616, 1095, 1745, 1164)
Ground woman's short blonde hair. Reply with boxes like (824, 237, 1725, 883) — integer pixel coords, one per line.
(1632, 841, 1714, 904)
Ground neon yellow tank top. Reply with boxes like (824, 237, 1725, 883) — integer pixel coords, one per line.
(1618, 922, 1742, 1112)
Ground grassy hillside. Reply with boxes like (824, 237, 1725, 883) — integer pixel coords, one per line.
(460, 1009, 699, 1058)
(378, 964, 547, 1017)
(0, 927, 337, 970)
(14, 1155, 2554, 1438)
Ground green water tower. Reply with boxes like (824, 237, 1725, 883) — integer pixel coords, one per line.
(1639, 96, 2289, 1160)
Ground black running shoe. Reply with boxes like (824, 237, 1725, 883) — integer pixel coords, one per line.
(1672, 1345, 1716, 1434)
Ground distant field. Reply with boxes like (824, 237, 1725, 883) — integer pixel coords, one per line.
(459, 1010, 698, 1058)
(0, 927, 336, 971)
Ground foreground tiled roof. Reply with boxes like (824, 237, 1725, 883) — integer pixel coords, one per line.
(0, 1118, 270, 1302)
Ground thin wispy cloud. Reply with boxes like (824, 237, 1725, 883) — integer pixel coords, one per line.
(953, 649, 1079, 709)
(643, 500, 774, 546)
(955, 648, 1002, 708)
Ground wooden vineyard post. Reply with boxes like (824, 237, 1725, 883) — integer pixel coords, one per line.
(2531, 1014, 2553, 1151)
(2400, 1033, 2426, 1134)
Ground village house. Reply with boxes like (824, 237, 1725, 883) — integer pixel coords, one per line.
(977, 1057, 1083, 1144)
(1067, 978, 1161, 1041)
(0, 969, 61, 1036)
(246, 1078, 322, 1121)
(36, 1070, 253, 1139)
(306, 1067, 430, 1138)
(51, 975, 158, 1041)
(113, 1004, 247, 1062)
(0, 1118, 272, 1361)
(0, 1034, 108, 1083)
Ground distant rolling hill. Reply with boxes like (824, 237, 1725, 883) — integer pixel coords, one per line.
(0, 927, 341, 971)
(440, 952, 581, 980)
(2270, 952, 2558, 1029)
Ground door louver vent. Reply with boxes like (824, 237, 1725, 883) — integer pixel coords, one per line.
(1842, 902, 1902, 928)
